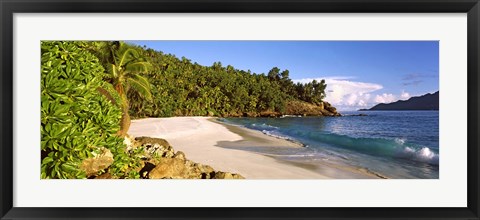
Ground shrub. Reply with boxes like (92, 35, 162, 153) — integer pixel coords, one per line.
(40, 41, 140, 179)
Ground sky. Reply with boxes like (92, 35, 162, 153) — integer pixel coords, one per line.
(128, 41, 439, 111)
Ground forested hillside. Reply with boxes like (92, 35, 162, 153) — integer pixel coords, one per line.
(87, 41, 339, 118)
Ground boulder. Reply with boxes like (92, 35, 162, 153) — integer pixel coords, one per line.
(324, 102, 332, 108)
(148, 158, 188, 179)
(232, 174, 245, 179)
(173, 151, 186, 160)
(135, 136, 171, 148)
(200, 165, 215, 173)
(137, 137, 175, 159)
(325, 106, 337, 113)
(162, 147, 175, 158)
(213, 171, 244, 179)
(80, 147, 114, 177)
(184, 162, 216, 179)
(317, 102, 324, 110)
(132, 136, 247, 179)
(213, 171, 234, 179)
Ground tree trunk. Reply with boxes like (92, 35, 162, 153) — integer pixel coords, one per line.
(118, 107, 131, 137)
(115, 84, 130, 137)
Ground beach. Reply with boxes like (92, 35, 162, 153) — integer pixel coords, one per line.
(128, 117, 380, 179)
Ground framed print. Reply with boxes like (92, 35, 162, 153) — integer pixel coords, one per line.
(1, 0, 479, 219)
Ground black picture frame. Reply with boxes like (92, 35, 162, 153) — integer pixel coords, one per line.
(1, 0, 479, 219)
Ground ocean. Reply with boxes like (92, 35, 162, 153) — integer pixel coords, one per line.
(219, 111, 439, 179)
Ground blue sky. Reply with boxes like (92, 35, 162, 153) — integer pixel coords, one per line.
(128, 41, 439, 111)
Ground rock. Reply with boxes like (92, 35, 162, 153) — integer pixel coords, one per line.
(232, 174, 245, 179)
(80, 148, 114, 177)
(200, 172, 210, 179)
(325, 106, 337, 113)
(351, 114, 368, 116)
(285, 100, 339, 117)
(317, 102, 324, 110)
(124, 135, 144, 151)
(185, 163, 204, 179)
(191, 163, 214, 174)
(187, 171, 202, 179)
(137, 137, 175, 160)
(223, 172, 234, 179)
(163, 148, 175, 158)
(139, 162, 156, 178)
(319, 108, 334, 116)
(244, 112, 259, 117)
(135, 136, 171, 147)
(213, 171, 244, 179)
(324, 102, 332, 108)
(259, 110, 281, 117)
(185, 160, 194, 167)
(148, 158, 188, 179)
(200, 165, 214, 173)
(133, 136, 247, 179)
(173, 151, 186, 160)
(213, 171, 232, 179)
(145, 143, 163, 156)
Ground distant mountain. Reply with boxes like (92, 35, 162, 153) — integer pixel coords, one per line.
(359, 91, 439, 111)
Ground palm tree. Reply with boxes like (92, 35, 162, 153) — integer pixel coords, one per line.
(106, 43, 153, 136)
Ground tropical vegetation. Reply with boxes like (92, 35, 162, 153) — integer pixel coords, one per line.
(40, 40, 329, 179)
(99, 42, 328, 118)
(41, 41, 143, 179)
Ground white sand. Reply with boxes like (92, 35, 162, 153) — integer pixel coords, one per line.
(128, 117, 329, 179)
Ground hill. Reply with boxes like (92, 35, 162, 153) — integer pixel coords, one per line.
(87, 41, 340, 117)
(360, 91, 439, 111)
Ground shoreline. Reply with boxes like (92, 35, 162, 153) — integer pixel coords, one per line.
(213, 119, 384, 179)
(128, 116, 380, 179)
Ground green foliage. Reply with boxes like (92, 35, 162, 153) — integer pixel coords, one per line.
(40, 41, 141, 179)
(84, 41, 327, 118)
(103, 42, 153, 135)
(98, 43, 314, 118)
(294, 79, 327, 104)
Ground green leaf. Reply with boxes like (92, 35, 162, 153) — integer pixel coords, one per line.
(41, 157, 54, 165)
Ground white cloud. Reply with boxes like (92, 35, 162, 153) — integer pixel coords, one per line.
(357, 99, 367, 107)
(346, 93, 358, 105)
(294, 77, 383, 110)
(400, 90, 411, 100)
(374, 93, 396, 103)
(294, 77, 415, 111)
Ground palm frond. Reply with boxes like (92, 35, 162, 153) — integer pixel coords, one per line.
(108, 63, 118, 78)
(124, 61, 152, 75)
(118, 48, 139, 67)
(127, 75, 153, 101)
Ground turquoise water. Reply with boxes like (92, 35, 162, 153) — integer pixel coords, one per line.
(220, 111, 439, 179)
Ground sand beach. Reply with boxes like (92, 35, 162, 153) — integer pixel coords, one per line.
(128, 117, 380, 179)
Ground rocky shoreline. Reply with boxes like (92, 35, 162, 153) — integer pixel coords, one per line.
(89, 136, 244, 179)
(229, 100, 341, 118)
(285, 100, 341, 117)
